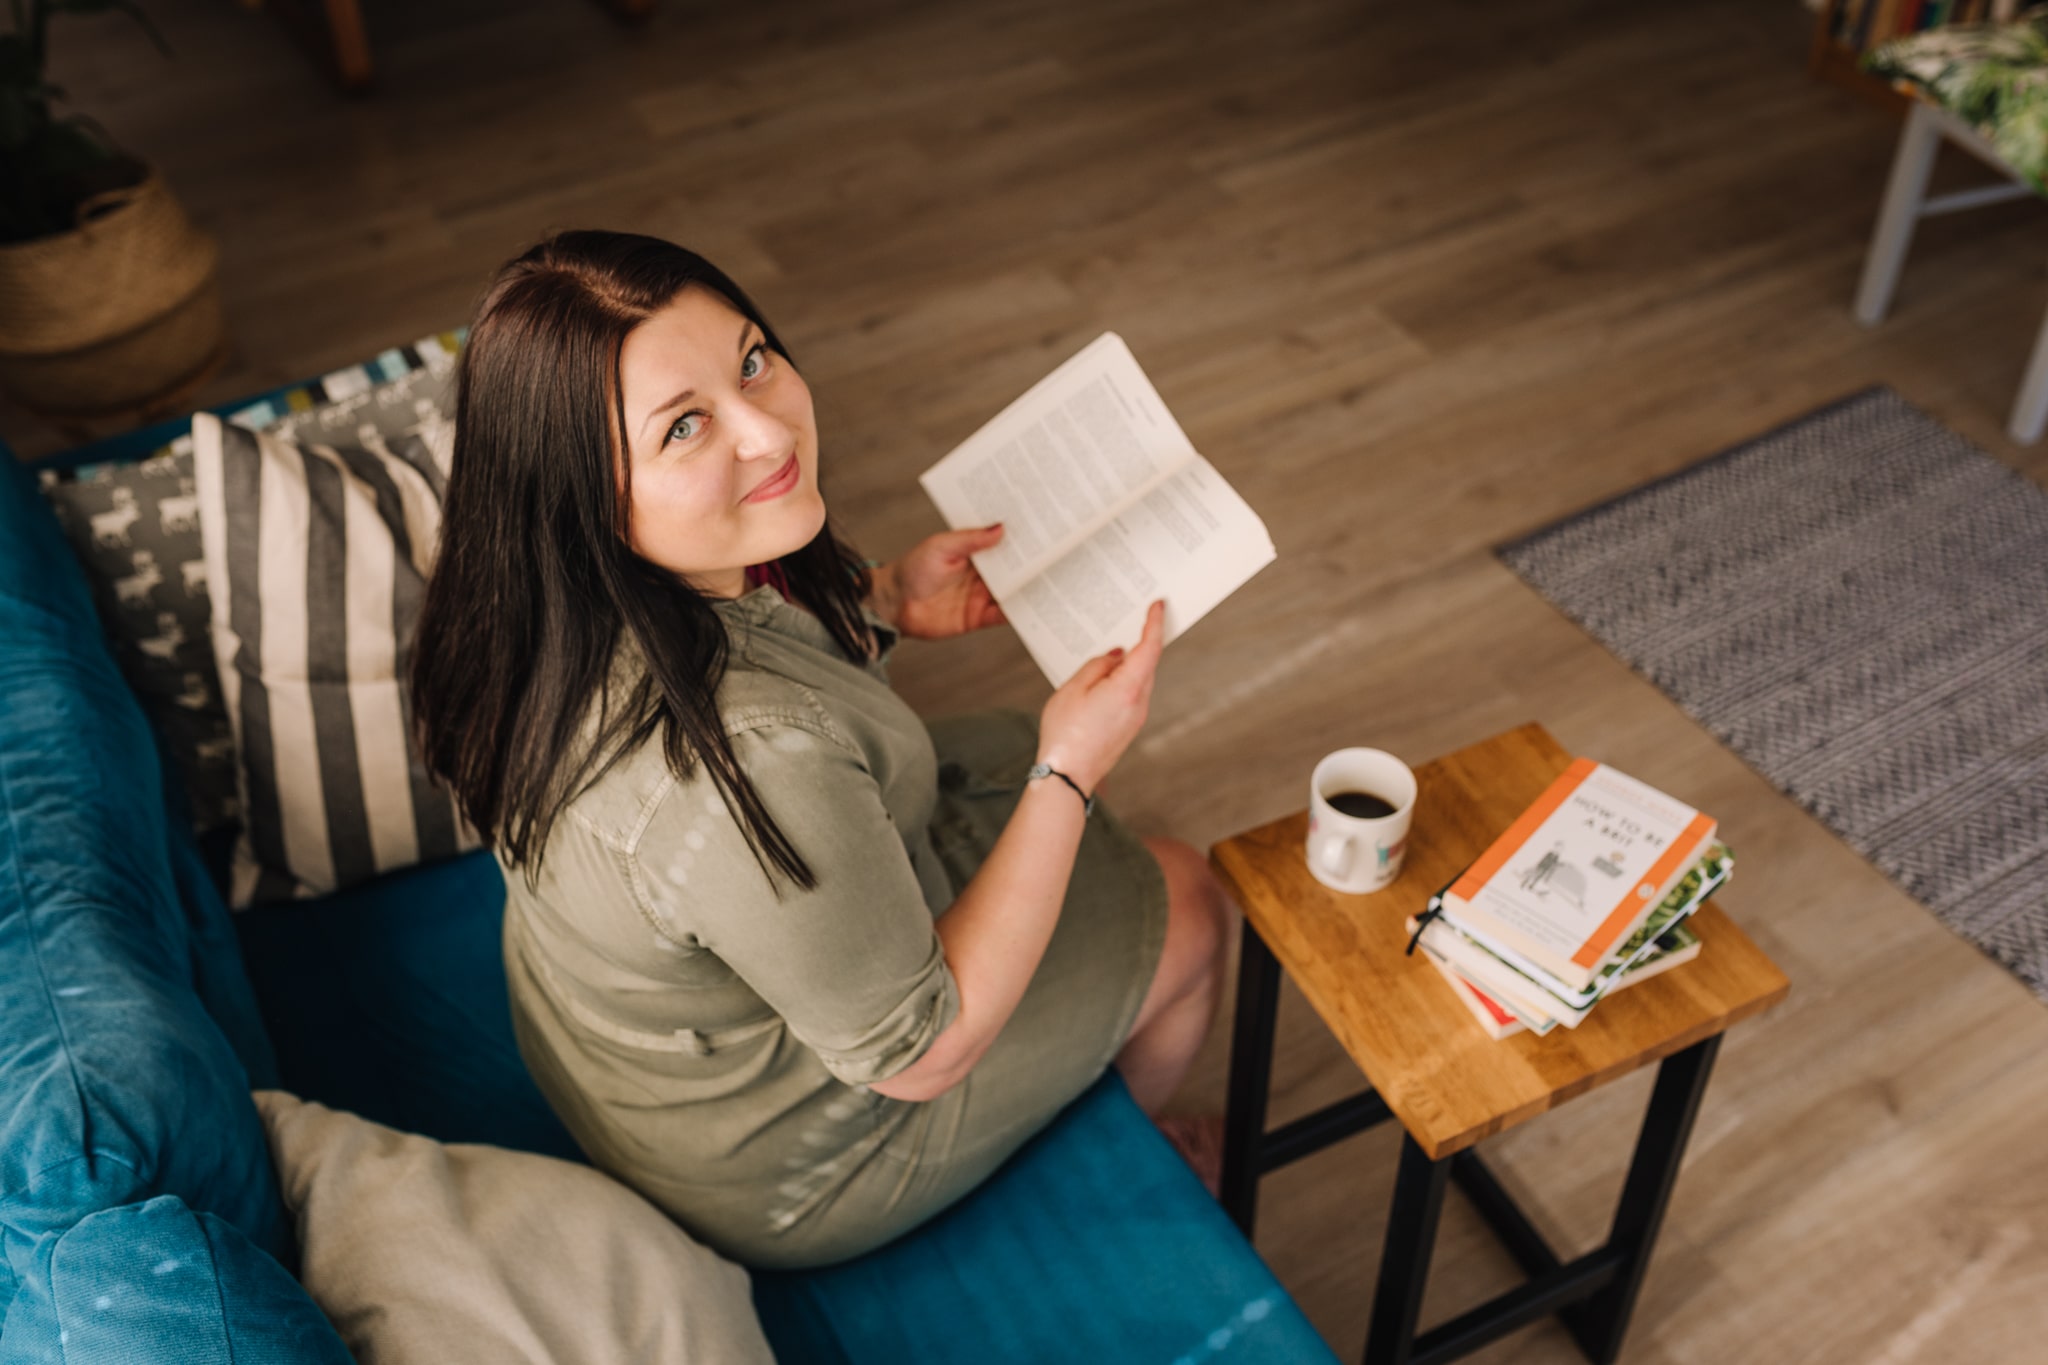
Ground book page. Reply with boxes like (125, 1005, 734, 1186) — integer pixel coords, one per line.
(919, 333, 1196, 598)
(999, 455, 1275, 685)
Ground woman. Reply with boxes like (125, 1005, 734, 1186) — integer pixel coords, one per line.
(411, 230, 1235, 1269)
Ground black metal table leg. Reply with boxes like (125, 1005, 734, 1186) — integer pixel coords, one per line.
(1220, 918, 1281, 1237)
(1358, 1035, 1724, 1365)
(1563, 1034, 1722, 1365)
(1363, 1133, 1452, 1365)
(1214, 904, 1729, 1365)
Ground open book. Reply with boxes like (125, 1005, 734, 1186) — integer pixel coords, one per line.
(918, 333, 1276, 686)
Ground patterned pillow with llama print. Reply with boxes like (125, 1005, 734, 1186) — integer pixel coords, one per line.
(38, 330, 463, 836)
(41, 445, 236, 831)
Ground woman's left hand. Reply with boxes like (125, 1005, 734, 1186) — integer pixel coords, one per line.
(876, 524, 1008, 640)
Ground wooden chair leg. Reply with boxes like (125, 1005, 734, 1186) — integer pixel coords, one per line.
(323, 0, 373, 90)
(1855, 100, 1943, 327)
(256, 0, 373, 93)
(2008, 301, 2048, 444)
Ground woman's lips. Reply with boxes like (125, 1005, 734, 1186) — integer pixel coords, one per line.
(742, 453, 800, 504)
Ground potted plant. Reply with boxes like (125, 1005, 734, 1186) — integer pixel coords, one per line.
(0, 0, 225, 421)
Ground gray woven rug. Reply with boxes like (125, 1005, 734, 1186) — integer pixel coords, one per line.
(1499, 388, 2048, 1002)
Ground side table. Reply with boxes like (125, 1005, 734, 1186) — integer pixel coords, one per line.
(1209, 723, 1789, 1365)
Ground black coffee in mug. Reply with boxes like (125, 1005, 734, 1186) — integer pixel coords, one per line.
(1327, 790, 1398, 820)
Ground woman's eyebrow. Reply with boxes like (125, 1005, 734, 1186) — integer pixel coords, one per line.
(639, 323, 761, 439)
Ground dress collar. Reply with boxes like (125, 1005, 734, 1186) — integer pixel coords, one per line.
(711, 583, 900, 661)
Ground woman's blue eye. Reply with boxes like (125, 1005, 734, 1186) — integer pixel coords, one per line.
(664, 345, 768, 445)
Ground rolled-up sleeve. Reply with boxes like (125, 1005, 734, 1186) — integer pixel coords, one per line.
(629, 718, 958, 1087)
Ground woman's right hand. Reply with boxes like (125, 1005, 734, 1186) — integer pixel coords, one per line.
(1035, 599, 1167, 794)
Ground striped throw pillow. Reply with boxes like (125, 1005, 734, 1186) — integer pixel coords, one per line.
(37, 331, 466, 839)
(191, 411, 476, 907)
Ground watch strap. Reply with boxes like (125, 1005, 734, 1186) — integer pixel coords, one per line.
(1025, 761, 1095, 816)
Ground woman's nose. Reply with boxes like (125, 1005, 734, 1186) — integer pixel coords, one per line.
(729, 397, 794, 461)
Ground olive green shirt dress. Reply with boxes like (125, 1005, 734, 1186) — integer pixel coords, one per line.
(499, 583, 1168, 1269)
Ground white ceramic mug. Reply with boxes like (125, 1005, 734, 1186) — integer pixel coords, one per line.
(1306, 748, 1417, 894)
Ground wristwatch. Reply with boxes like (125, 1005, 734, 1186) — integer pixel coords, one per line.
(1025, 761, 1095, 816)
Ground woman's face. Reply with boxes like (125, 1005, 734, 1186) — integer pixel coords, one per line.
(616, 285, 825, 597)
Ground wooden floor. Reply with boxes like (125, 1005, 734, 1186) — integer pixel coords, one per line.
(31, 1, 2048, 1359)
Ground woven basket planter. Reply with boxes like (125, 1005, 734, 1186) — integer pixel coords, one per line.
(0, 170, 226, 418)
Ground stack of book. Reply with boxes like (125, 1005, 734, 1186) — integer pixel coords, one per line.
(1407, 759, 1732, 1040)
(1826, 0, 2016, 62)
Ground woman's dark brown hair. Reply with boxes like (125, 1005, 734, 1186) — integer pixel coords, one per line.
(411, 229, 874, 891)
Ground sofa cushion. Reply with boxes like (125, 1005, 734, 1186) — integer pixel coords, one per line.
(192, 409, 476, 906)
(235, 849, 581, 1160)
(255, 1091, 775, 1365)
(0, 1195, 350, 1365)
(751, 1071, 1340, 1365)
(0, 453, 291, 1319)
(162, 761, 281, 1096)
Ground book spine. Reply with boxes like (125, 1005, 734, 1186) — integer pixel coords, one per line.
(1426, 902, 1708, 1032)
(1414, 917, 1572, 1027)
(1416, 934, 1559, 1033)
(1444, 851, 1728, 1008)
(1425, 909, 1590, 1013)
(1429, 954, 1525, 1039)
(1873, 0, 1907, 45)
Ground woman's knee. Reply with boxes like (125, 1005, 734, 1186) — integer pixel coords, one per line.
(1142, 836, 1235, 988)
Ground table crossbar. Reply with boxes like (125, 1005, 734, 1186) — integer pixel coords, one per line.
(1261, 1090, 1394, 1173)
(1410, 1248, 1625, 1365)
(1449, 1151, 1559, 1279)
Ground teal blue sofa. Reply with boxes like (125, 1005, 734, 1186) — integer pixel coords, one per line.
(0, 381, 1338, 1363)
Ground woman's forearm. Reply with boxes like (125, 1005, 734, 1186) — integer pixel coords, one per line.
(866, 777, 1086, 1101)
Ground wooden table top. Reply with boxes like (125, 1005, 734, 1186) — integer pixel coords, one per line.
(1209, 722, 1790, 1161)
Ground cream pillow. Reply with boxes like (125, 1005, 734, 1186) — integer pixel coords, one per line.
(253, 1091, 775, 1365)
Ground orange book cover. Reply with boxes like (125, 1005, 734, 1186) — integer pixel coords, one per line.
(1442, 760, 1716, 990)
